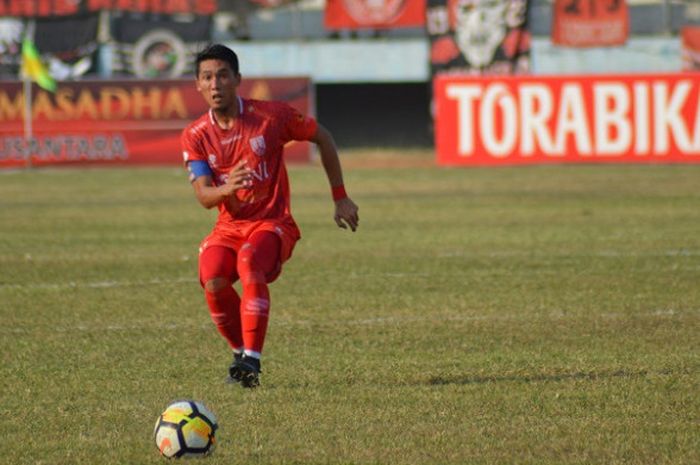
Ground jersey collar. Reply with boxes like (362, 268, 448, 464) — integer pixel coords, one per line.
(208, 97, 244, 129)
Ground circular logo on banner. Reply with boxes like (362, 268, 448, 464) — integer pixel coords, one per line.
(131, 29, 188, 78)
(342, 0, 408, 24)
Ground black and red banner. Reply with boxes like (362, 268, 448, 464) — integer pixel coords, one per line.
(0, 0, 217, 16)
(324, 0, 426, 29)
(110, 14, 211, 77)
(0, 15, 99, 79)
(0, 1, 214, 78)
(427, 0, 531, 76)
(0, 77, 314, 168)
(552, 0, 629, 47)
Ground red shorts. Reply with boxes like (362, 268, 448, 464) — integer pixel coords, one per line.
(198, 218, 300, 284)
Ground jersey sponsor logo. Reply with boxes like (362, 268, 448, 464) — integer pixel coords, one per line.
(249, 135, 266, 156)
(251, 161, 270, 182)
(221, 134, 242, 145)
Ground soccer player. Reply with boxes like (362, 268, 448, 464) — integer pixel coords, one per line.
(181, 44, 359, 388)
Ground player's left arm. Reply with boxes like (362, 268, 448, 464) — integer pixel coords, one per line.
(311, 123, 359, 232)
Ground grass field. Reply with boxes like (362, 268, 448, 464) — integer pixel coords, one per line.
(1, 150, 699, 464)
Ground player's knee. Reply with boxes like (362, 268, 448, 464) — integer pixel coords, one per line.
(237, 251, 267, 285)
(237, 243, 257, 272)
(204, 277, 230, 293)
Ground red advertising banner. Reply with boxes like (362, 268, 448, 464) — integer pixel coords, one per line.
(0, 77, 313, 168)
(434, 73, 700, 166)
(682, 26, 700, 72)
(324, 0, 425, 29)
(551, 0, 628, 47)
(0, 0, 217, 16)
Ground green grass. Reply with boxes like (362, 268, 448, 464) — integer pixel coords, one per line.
(1, 152, 699, 464)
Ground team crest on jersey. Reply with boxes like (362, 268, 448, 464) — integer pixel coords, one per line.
(208, 154, 218, 167)
(249, 135, 266, 156)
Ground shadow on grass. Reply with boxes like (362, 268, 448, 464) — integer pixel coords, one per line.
(425, 368, 673, 386)
(260, 369, 681, 390)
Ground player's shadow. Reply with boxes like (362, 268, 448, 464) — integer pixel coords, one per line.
(423, 368, 666, 386)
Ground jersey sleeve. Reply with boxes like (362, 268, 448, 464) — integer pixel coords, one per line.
(280, 103, 318, 143)
(180, 125, 207, 165)
(181, 124, 211, 183)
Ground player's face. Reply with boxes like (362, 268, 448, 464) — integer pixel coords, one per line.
(196, 59, 240, 112)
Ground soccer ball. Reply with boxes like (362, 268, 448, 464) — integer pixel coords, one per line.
(154, 400, 218, 458)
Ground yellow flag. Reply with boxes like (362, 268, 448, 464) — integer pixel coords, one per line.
(21, 39, 56, 92)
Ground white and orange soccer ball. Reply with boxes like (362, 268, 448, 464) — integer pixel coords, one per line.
(154, 400, 218, 458)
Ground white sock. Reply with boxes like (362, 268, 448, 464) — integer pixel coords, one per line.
(244, 349, 261, 359)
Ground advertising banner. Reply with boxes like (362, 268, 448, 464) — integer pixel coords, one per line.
(434, 73, 700, 166)
(426, 0, 530, 76)
(0, 77, 313, 168)
(681, 26, 700, 72)
(552, 0, 629, 47)
(0, 0, 217, 16)
(324, 0, 426, 29)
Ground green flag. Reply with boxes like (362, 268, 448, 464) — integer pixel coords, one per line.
(21, 38, 56, 92)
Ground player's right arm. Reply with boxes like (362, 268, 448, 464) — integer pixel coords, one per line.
(190, 160, 253, 210)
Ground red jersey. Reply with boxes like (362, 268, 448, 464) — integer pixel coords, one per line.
(182, 97, 317, 259)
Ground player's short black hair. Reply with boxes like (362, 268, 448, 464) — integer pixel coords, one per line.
(195, 44, 239, 76)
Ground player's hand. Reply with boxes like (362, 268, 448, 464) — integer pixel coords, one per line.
(334, 197, 359, 232)
(221, 160, 253, 196)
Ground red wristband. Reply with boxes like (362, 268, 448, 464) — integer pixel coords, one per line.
(331, 185, 347, 201)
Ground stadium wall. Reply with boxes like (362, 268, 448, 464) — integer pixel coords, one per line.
(225, 37, 681, 84)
